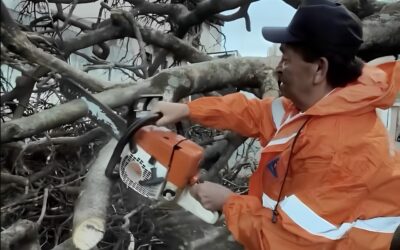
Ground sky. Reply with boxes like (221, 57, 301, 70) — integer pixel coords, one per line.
(221, 0, 296, 57)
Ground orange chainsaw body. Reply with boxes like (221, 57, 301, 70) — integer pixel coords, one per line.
(133, 125, 203, 189)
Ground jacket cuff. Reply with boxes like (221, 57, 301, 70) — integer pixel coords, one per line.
(187, 100, 203, 121)
(222, 194, 261, 216)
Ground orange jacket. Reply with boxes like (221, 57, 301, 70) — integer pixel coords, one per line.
(188, 61, 400, 250)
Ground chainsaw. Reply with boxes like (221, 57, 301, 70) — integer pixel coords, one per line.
(60, 77, 219, 224)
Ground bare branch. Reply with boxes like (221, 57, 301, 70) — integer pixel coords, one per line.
(1, 3, 109, 92)
(359, 11, 400, 61)
(31, 0, 98, 3)
(204, 133, 247, 181)
(1, 172, 29, 186)
(0, 84, 142, 143)
(215, 2, 252, 31)
(1, 57, 276, 143)
(125, 0, 190, 24)
(54, 5, 92, 31)
(114, 9, 149, 78)
(37, 188, 49, 225)
(123, 0, 257, 73)
(0, 66, 48, 106)
(0, 220, 39, 250)
(13, 80, 34, 119)
(59, 0, 79, 32)
(9, 128, 106, 175)
(281, 0, 386, 18)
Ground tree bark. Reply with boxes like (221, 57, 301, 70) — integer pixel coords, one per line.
(0, 220, 40, 250)
(1, 57, 276, 143)
(51, 238, 98, 250)
(71, 139, 116, 250)
(358, 10, 400, 61)
(0, 20, 110, 92)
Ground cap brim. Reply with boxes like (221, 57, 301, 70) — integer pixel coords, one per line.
(262, 27, 302, 43)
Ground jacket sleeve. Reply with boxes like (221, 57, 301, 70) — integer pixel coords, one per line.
(222, 195, 321, 250)
(188, 92, 276, 144)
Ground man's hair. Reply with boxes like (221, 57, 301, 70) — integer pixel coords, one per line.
(289, 43, 364, 88)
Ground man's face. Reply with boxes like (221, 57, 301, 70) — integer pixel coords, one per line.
(275, 44, 318, 107)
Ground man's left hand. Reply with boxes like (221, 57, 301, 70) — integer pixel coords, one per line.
(190, 181, 235, 211)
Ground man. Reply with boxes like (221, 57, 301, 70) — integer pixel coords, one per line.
(153, 0, 400, 249)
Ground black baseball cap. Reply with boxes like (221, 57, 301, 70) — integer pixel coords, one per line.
(262, 0, 363, 56)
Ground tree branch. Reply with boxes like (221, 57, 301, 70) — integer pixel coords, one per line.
(1, 2, 109, 92)
(37, 188, 49, 225)
(115, 9, 149, 78)
(72, 139, 115, 250)
(215, 2, 252, 31)
(0, 67, 45, 105)
(124, 0, 257, 73)
(31, 0, 98, 3)
(0, 220, 40, 250)
(1, 172, 29, 186)
(358, 11, 400, 61)
(280, 0, 386, 17)
(204, 133, 247, 181)
(1, 57, 275, 143)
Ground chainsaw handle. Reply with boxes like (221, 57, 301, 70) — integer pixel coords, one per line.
(105, 113, 162, 179)
(176, 187, 220, 224)
(127, 95, 163, 125)
(128, 95, 184, 135)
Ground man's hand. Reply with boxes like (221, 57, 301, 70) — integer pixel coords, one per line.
(190, 181, 235, 211)
(152, 101, 190, 126)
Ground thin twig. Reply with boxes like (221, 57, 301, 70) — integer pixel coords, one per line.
(60, 0, 79, 32)
(121, 201, 163, 232)
(37, 188, 49, 225)
(119, 10, 149, 78)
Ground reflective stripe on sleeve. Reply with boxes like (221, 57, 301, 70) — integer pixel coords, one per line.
(262, 193, 400, 240)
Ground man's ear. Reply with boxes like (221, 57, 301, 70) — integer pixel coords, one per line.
(313, 57, 329, 85)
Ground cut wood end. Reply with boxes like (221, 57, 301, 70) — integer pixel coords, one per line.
(72, 218, 105, 250)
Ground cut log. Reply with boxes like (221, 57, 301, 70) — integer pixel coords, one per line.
(51, 238, 98, 250)
(71, 139, 116, 250)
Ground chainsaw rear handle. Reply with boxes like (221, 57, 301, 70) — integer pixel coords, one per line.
(105, 112, 162, 179)
(177, 187, 220, 224)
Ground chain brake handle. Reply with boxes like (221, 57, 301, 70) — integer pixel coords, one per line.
(104, 112, 162, 179)
(105, 95, 163, 179)
(127, 94, 163, 124)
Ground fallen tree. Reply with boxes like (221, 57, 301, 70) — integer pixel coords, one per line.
(1, 0, 398, 249)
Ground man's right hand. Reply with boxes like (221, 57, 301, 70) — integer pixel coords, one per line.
(152, 101, 190, 126)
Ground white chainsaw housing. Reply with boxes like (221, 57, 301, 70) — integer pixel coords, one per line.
(119, 145, 167, 200)
(119, 145, 220, 224)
